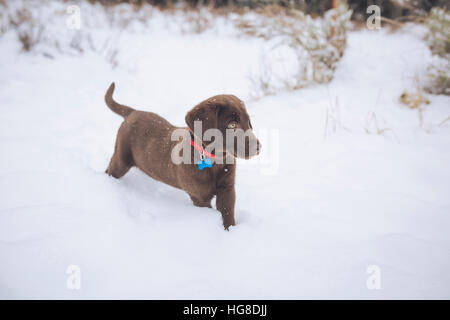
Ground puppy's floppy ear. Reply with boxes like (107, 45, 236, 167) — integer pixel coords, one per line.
(185, 100, 220, 136)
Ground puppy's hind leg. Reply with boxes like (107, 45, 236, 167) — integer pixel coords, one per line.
(106, 154, 132, 179)
(106, 138, 133, 179)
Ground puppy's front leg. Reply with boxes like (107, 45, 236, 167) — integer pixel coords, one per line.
(216, 186, 236, 230)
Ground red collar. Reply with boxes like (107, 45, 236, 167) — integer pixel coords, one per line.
(188, 129, 216, 159)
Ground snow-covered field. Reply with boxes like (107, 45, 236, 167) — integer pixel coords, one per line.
(1, 2, 450, 299)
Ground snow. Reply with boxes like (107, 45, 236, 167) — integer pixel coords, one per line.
(1, 3, 450, 299)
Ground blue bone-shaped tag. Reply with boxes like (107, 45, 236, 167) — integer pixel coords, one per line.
(197, 158, 213, 170)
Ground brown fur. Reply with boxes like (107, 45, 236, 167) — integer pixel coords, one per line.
(104, 83, 260, 230)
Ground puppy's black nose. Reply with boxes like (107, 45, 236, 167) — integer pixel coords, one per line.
(256, 141, 261, 153)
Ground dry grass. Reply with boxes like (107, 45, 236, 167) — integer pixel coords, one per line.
(439, 116, 450, 126)
(364, 109, 394, 137)
(7, 7, 44, 52)
(179, 8, 213, 34)
(237, 2, 352, 98)
(399, 89, 430, 110)
(324, 94, 350, 139)
(400, 78, 431, 127)
(424, 7, 450, 95)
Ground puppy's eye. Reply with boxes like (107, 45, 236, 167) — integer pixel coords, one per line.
(227, 122, 237, 129)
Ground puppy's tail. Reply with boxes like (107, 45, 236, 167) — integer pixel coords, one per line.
(105, 82, 135, 118)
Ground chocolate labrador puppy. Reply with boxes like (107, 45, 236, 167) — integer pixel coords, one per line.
(104, 83, 260, 229)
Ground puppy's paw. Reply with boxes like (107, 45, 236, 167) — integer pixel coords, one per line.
(223, 218, 236, 231)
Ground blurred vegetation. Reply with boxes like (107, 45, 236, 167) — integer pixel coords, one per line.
(238, 1, 352, 97)
(90, 0, 449, 19)
(3, 0, 448, 95)
(427, 7, 450, 59)
(425, 7, 450, 95)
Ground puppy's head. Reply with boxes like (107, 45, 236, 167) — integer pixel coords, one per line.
(185, 95, 261, 159)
